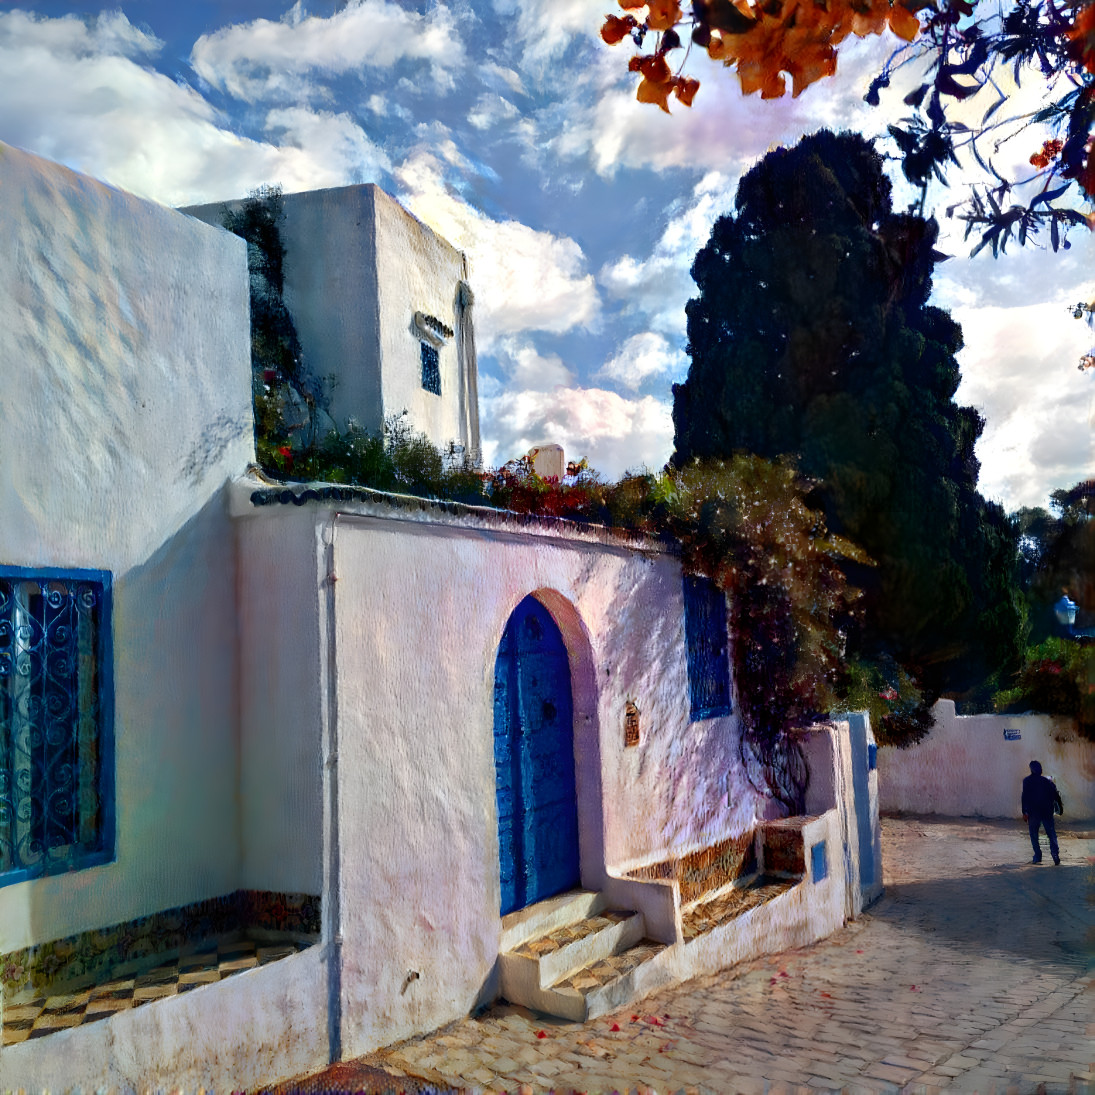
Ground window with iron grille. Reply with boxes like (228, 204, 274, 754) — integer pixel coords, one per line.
(0, 567, 113, 885)
(683, 574, 732, 721)
(420, 341, 441, 395)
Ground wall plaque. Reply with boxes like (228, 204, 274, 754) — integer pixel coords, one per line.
(624, 700, 640, 747)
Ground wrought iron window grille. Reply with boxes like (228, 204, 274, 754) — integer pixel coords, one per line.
(0, 566, 114, 885)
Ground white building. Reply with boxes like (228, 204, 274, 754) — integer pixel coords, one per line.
(0, 142, 879, 1091)
(185, 184, 481, 458)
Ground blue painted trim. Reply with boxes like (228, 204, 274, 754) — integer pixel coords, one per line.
(682, 575, 733, 721)
(867, 742, 877, 771)
(0, 564, 115, 888)
(810, 840, 828, 883)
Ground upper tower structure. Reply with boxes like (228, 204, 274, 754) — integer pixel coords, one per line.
(185, 184, 480, 459)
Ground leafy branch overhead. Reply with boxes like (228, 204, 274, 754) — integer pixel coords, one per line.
(602, 0, 919, 107)
(602, 0, 1095, 261)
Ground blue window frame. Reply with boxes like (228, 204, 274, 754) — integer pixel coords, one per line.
(421, 341, 441, 395)
(683, 574, 732, 721)
(0, 566, 114, 885)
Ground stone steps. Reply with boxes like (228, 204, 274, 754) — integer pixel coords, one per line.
(681, 873, 798, 943)
(499, 892, 670, 1021)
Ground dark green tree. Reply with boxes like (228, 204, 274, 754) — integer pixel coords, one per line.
(672, 130, 1025, 708)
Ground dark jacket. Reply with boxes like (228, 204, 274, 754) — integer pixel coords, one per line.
(1022, 773, 1063, 816)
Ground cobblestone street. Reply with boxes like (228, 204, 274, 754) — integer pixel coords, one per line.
(286, 817, 1095, 1094)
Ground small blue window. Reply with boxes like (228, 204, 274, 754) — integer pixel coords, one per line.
(811, 840, 828, 883)
(0, 566, 114, 885)
(683, 575, 732, 721)
(868, 743, 877, 771)
(421, 341, 441, 395)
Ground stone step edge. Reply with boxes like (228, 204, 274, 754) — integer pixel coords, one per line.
(680, 875, 802, 942)
(679, 870, 762, 913)
(502, 940, 673, 1023)
(512, 911, 645, 990)
(498, 889, 606, 953)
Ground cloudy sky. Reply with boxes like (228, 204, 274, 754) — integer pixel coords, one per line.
(2, 0, 1092, 511)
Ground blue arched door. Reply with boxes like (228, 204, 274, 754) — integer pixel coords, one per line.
(493, 596, 580, 915)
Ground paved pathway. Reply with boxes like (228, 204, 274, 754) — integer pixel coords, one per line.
(286, 817, 1095, 1094)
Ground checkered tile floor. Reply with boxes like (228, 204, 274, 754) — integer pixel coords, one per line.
(2, 938, 313, 1045)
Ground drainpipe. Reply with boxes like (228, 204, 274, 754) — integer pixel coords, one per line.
(322, 514, 343, 1064)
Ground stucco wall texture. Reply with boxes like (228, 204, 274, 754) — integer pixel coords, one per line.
(0, 141, 254, 952)
(879, 699, 1095, 819)
(331, 510, 757, 1056)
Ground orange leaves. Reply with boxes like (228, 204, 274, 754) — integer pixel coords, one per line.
(887, 2, 921, 42)
(631, 52, 702, 111)
(604, 0, 921, 106)
(648, 0, 684, 30)
(1030, 138, 1064, 169)
(601, 14, 638, 43)
(1066, 0, 1095, 73)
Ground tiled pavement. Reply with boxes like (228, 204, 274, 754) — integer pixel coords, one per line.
(2, 937, 311, 1045)
(285, 816, 1095, 1094)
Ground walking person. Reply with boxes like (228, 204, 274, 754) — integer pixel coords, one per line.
(1022, 760, 1064, 865)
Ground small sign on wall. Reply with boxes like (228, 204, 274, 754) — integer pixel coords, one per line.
(1003, 728, 1021, 741)
(624, 700, 640, 747)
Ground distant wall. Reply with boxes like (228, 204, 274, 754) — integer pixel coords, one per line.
(0, 141, 253, 951)
(879, 700, 1095, 819)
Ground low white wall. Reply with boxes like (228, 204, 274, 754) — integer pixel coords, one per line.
(675, 811, 846, 984)
(879, 700, 1095, 819)
(0, 142, 253, 951)
(308, 499, 763, 1059)
(0, 945, 330, 1091)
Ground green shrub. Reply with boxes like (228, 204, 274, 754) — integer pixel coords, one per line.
(994, 637, 1095, 740)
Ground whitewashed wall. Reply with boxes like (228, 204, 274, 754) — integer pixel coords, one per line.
(230, 495, 762, 1059)
(372, 186, 477, 453)
(879, 700, 1095, 819)
(0, 142, 253, 951)
(234, 505, 326, 895)
(185, 185, 479, 455)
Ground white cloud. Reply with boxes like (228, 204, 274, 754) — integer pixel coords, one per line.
(481, 61, 528, 98)
(481, 385, 673, 475)
(598, 331, 685, 390)
(499, 0, 606, 72)
(0, 9, 391, 205)
(395, 149, 600, 351)
(953, 301, 1095, 510)
(599, 171, 737, 335)
(467, 93, 521, 132)
(191, 0, 465, 102)
(493, 338, 576, 390)
(264, 106, 391, 180)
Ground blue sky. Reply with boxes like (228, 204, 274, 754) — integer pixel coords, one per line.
(1, 0, 1092, 510)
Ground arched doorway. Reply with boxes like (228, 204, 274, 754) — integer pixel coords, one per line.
(493, 595, 580, 915)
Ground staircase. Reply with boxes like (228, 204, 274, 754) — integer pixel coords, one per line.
(498, 891, 668, 1021)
